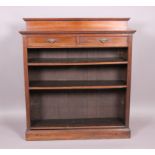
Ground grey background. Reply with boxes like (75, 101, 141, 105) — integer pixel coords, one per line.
(0, 6, 155, 148)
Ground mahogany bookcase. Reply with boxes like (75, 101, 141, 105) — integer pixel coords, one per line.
(20, 18, 135, 140)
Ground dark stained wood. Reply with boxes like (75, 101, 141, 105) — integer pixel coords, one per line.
(23, 18, 130, 21)
(20, 30, 136, 35)
(28, 57, 128, 66)
(79, 36, 128, 47)
(27, 35, 76, 48)
(125, 36, 133, 127)
(29, 80, 127, 90)
(26, 35, 129, 48)
(25, 19, 129, 31)
(26, 128, 130, 140)
(31, 118, 124, 129)
(30, 89, 125, 122)
(20, 18, 135, 140)
(23, 36, 31, 128)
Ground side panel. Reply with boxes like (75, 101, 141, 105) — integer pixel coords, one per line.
(125, 35, 133, 127)
(23, 36, 31, 128)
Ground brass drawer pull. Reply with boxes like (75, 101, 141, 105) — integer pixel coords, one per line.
(99, 38, 109, 43)
(47, 38, 56, 43)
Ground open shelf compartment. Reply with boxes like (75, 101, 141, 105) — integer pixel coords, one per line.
(30, 89, 126, 129)
(28, 48, 128, 66)
(28, 64, 127, 91)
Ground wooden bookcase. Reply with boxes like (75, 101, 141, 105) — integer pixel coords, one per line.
(20, 18, 136, 140)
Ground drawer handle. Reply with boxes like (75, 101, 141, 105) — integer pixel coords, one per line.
(99, 38, 109, 43)
(47, 38, 56, 43)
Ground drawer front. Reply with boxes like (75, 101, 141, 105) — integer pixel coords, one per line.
(27, 36, 76, 47)
(79, 36, 128, 47)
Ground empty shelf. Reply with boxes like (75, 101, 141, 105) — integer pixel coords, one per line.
(28, 57, 128, 66)
(31, 118, 124, 129)
(29, 80, 127, 90)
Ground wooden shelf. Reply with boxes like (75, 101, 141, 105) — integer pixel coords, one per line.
(29, 80, 127, 90)
(31, 118, 124, 129)
(28, 57, 128, 66)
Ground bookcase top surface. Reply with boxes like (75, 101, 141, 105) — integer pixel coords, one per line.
(23, 18, 130, 21)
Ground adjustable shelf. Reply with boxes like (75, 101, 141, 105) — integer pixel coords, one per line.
(28, 57, 128, 66)
(29, 80, 127, 90)
(20, 18, 135, 140)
